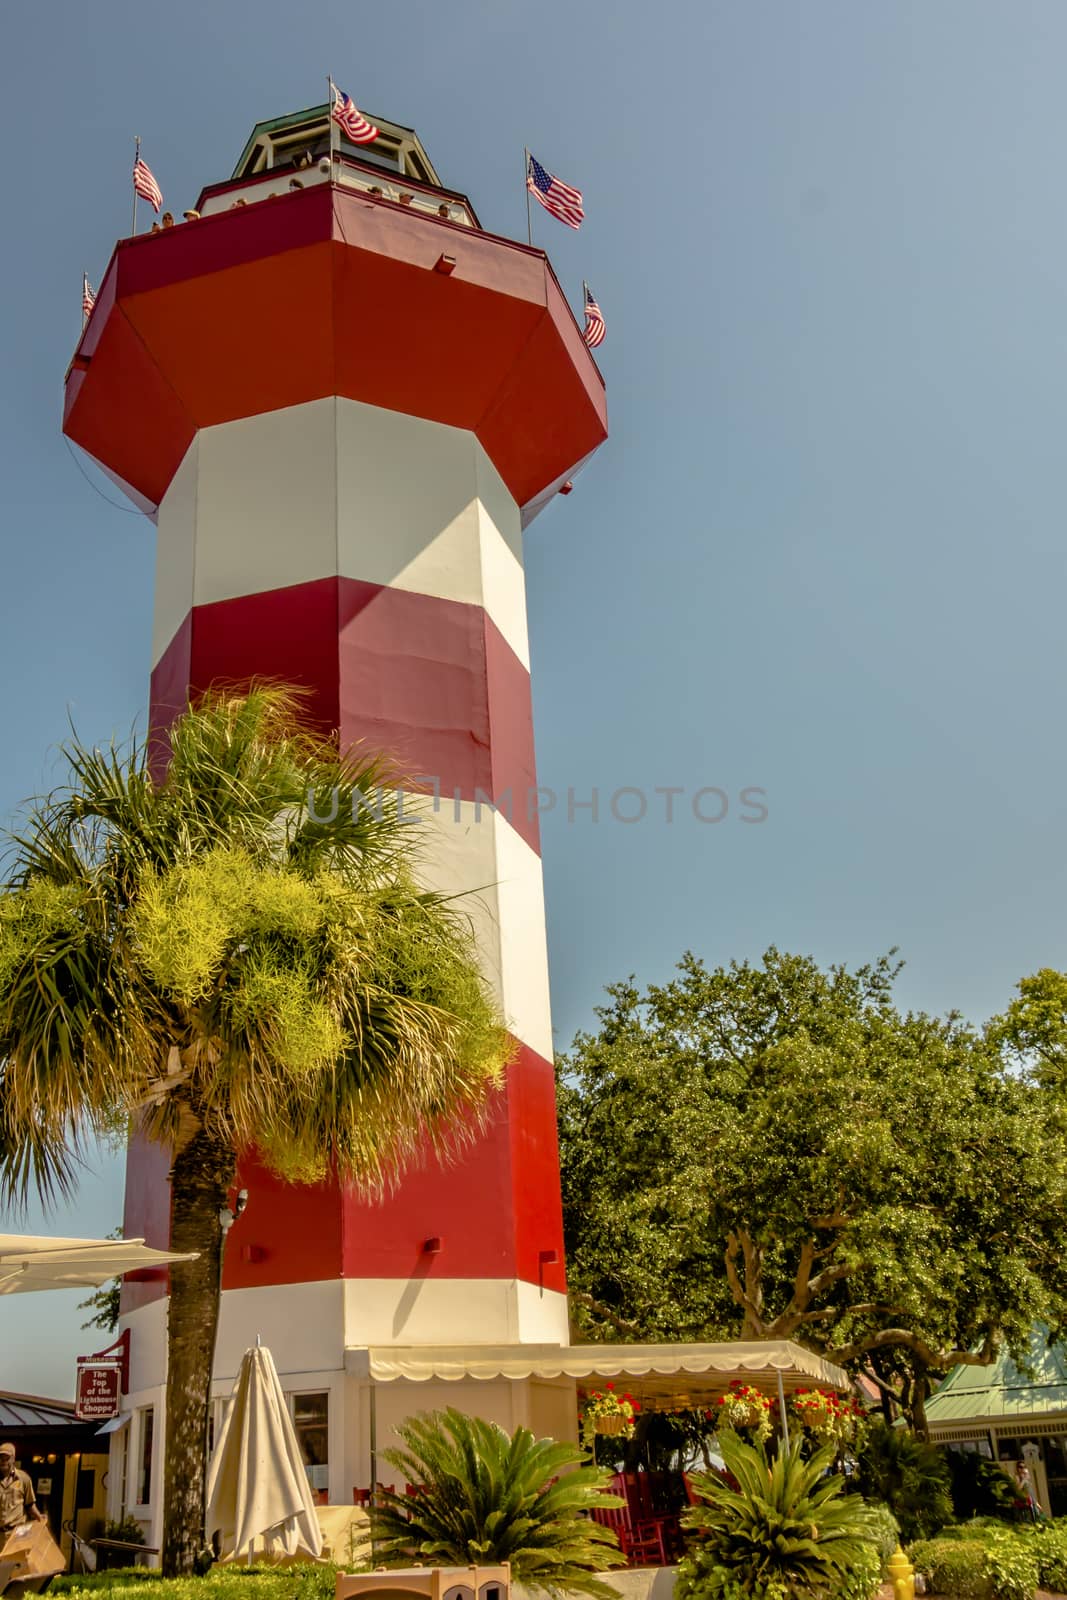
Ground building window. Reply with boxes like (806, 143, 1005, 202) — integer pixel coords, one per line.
(136, 1407, 154, 1506)
(290, 1391, 329, 1499)
(115, 1424, 129, 1515)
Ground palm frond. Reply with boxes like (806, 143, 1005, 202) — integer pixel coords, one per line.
(372, 1409, 624, 1600)
(682, 1432, 877, 1597)
(0, 685, 509, 1201)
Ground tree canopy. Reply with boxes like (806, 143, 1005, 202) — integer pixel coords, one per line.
(558, 948, 1067, 1421)
(0, 686, 510, 1573)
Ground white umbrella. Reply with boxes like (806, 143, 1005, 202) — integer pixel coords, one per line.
(0, 1233, 196, 1293)
(207, 1342, 324, 1563)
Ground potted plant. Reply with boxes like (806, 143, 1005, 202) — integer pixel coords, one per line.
(579, 1383, 640, 1449)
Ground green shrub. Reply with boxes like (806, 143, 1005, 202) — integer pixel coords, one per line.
(857, 1421, 953, 1542)
(675, 1546, 787, 1600)
(678, 1431, 876, 1600)
(909, 1539, 991, 1598)
(909, 1531, 1038, 1600)
(981, 1530, 1038, 1600)
(52, 1570, 343, 1600)
(1025, 1519, 1067, 1590)
(834, 1539, 881, 1600)
(371, 1408, 624, 1598)
(862, 1502, 901, 1573)
(102, 1517, 147, 1546)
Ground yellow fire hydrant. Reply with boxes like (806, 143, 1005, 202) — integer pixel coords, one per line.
(886, 1545, 915, 1600)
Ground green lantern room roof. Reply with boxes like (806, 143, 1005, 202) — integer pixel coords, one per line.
(231, 103, 442, 187)
(925, 1325, 1067, 1427)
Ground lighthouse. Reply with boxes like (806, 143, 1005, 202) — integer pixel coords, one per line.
(63, 102, 606, 1538)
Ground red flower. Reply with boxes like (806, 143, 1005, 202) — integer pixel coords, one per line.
(605, 1382, 615, 1391)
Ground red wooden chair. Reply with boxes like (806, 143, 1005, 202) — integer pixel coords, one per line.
(611, 1475, 677, 1565)
(591, 1504, 670, 1568)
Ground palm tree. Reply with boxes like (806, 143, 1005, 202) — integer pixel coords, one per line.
(0, 687, 511, 1576)
(682, 1431, 876, 1598)
(373, 1408, 624, 1599)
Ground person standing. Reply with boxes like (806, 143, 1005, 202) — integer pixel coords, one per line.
(0, 1444, 40, 1535)
(1015, 1459, 1039, 1521)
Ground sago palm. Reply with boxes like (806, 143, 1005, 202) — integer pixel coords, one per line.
(681, 1431, 875, 1598)
(373, 1408, 625, 1598)
(0, 687, 511, 1576)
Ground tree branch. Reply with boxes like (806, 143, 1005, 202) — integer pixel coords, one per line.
(811, 1184, 853, 1231)
(807, 1261, 855, 1297)
(725, 1231, 763, 1333)
(569, 1291, 645, 1338)
(829, 1326, 1000, 1370)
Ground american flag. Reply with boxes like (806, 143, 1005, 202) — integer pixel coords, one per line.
(582, 283, 605, 349)
(133, 156, 163, 212)
(331, 84, 378, 146)
(82, 275, 96, 318)
(527, 154, 583, 230)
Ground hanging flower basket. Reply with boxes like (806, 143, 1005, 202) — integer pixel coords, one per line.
(578, 1383, 639, 1450)
(715, 1382, 776, 1445)
(791, 1388, 866, 1448)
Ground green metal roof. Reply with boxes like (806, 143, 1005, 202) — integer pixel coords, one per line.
(925, 1326, 1067, 1426)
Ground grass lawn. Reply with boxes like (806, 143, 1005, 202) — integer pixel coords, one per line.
(51, 1565, 342, 1600)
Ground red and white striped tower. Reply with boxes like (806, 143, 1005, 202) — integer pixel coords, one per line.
(63, 106, 606, 1530)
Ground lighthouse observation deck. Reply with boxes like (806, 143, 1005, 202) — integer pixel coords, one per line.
(65, 102, 606, 526)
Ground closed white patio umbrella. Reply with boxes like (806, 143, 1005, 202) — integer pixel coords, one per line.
(207, 1342, 324, 1563)
(0, 1232, 196, 1293)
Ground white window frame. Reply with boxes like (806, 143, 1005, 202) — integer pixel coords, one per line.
(133, 1405, 155, 1509)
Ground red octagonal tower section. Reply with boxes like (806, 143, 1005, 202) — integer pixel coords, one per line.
(64, 103, 605, 1517)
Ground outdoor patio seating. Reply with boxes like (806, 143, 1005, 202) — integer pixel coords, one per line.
(590, 1501, 671, 1567)
(615, 1472, 684, 1562)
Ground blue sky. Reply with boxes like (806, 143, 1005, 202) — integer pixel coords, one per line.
(3, 0, 1067, 1395)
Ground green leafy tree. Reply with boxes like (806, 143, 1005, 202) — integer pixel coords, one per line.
(558, 950, 1067, 1420)
(0, 688, 510, 1577)
(372, 1408, 624, 1598)
(78, 1277, 120, 1334)
(78, 1227, 122, 1333)
(678, 1431, 876, 1600)
(990, 967, 1067, 1093)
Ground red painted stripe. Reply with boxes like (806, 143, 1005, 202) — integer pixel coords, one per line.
(118, 1043, 567, 1298)
(119, 1127, 177, 1312)
(63, 185, 606, 517)
(150, 577, 542, 854)
(232, 1042, 565, 1293)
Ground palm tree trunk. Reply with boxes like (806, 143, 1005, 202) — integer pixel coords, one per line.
(161, 1119, 236, 1577)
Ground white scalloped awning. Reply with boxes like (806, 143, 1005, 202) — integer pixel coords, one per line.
(344, 1340, 847, 1401)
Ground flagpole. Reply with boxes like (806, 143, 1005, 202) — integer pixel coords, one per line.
(82, 273, 89, 330)
(523, 147, 532, 247)
(327, 76, 336, 174)
(132, 136, 139, 236)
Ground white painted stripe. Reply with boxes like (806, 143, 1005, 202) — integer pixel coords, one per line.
(150, 398, 530, 670)
(121, 1277, 569, 1394)
(151, 434, 199, 670)
(342, 1276, 569, 1347)
(407, 798, 553, 1061)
